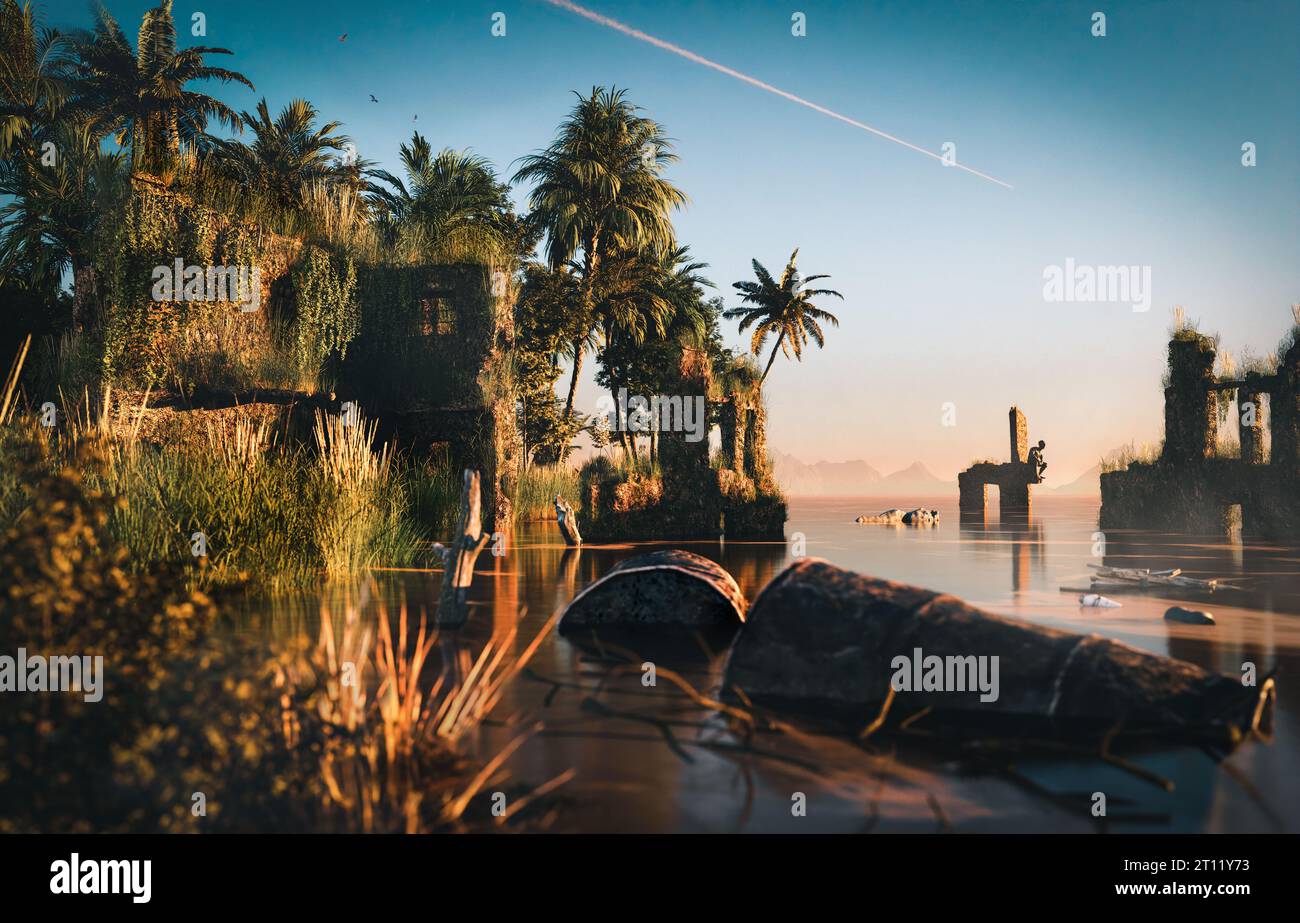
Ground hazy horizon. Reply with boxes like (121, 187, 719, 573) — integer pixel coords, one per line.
(768, 447, 1101, 496)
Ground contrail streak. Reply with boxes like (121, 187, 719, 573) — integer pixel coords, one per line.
(541, 0, 1013, 189)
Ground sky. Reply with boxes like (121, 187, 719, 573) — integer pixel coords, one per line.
(43, 0, 1300, 481)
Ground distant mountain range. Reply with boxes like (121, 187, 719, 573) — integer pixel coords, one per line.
(1038, 463, 1101, 496)
(771, 451, 949, 497)
(770, 451, 1100, 497)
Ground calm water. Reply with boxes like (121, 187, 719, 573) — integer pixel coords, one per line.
(241, 496, 1300, 833)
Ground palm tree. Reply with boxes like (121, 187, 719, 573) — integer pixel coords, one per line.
(513, 86, 686, 422)
(0, 0, 72, 160)
(725, 249, 842, 384)
(0, 120, 128, 321)
(71, 0, 253, 174)
(594, 244, 712, 456)
(366, 131, 512, 261)
(210, 98, 349, 213)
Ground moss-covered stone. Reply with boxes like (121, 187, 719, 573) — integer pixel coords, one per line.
(1101, 327, 1300, 538)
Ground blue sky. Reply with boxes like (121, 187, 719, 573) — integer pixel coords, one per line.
(45, 0, 1300, 479)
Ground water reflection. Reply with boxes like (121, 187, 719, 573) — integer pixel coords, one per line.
(959, 515, 1045, 595)
(229, 497, 1300, 832)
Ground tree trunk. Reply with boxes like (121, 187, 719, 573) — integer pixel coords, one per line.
(555, 495, 582, 545)
(69, 252, 98, 333)
(609, 379, 633, 459)
(436, 470, 491, 629)
(562, 338, 583, 421)
(563, 241, 601, 421)
(759, 331, 787, 385)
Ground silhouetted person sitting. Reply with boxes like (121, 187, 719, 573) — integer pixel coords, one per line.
(1027, 440, 1047, 480)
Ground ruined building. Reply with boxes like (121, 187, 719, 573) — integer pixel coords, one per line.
(1100, 326, 1300, 538)
(95, 176, 519, 530)
(340, 263, 520, 532)
(958, 407, 1041, 520)
(579, 349, 787, 541)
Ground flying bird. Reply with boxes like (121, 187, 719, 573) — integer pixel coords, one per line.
(338, 33, 347, 42)
(369, 94, 378, 103)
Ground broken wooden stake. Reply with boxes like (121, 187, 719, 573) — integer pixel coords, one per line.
(437, 469, 491, 628)
(555, 494, 582, 546)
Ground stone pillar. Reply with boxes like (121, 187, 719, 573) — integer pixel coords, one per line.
(743, 405, 770, 481)
(1009, 406, 1028, 464)
(1238, 390, 1265, 465)
(480, 264, 519, 532)
(1272, 341, 1300, 475)
(718, 400, 745, 471)
(958, 471, 987, 516)
(1161, 336, 1217, 465)
(660, 348, 712, 472)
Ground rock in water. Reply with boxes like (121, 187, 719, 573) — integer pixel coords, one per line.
(1165, 606, 1216, 625)
(723, 558, 1269, 747)
(855, 508, 939, 526)
(560, 550, 746, 631)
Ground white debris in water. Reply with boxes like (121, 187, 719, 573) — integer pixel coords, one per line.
(1079, 593, 1122, 608)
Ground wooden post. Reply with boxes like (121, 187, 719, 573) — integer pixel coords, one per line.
(555, 494, 582, 546)
(437, 470, 490, 628)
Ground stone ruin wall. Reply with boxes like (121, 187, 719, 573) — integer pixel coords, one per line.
(351, 263, 520, 532)
(1100, 329, 1300, 539)
(98, 179, 520, 530)
(582, 349, 786, 541)
(957, 406, 1037, 520)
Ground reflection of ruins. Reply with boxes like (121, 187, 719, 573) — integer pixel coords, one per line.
(957, 407, 1042, 522)
(959, 518, 1045, 593)
(1101, 326, 1300, 538)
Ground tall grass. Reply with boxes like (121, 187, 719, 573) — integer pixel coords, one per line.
(95, 419, 325, 587)
(306, 594, 567, 832)
(513, 463, 581, 521)
(30, 330, 102, 405)
(312, 410, 422, 575)
(1100, 441, 1163, 474)
(408, 460, 463, 540)
(0, 396, 454, 588)
(0, 431, 568, 832)
(579, 450, 661, 484)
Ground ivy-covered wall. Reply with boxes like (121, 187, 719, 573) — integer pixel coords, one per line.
(340, 262, 509, 409)
(98, 177, 301, 385)
(95, 179, 521, 528)
(290, 246, 359, 377)
(341, 261, 520, 529)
